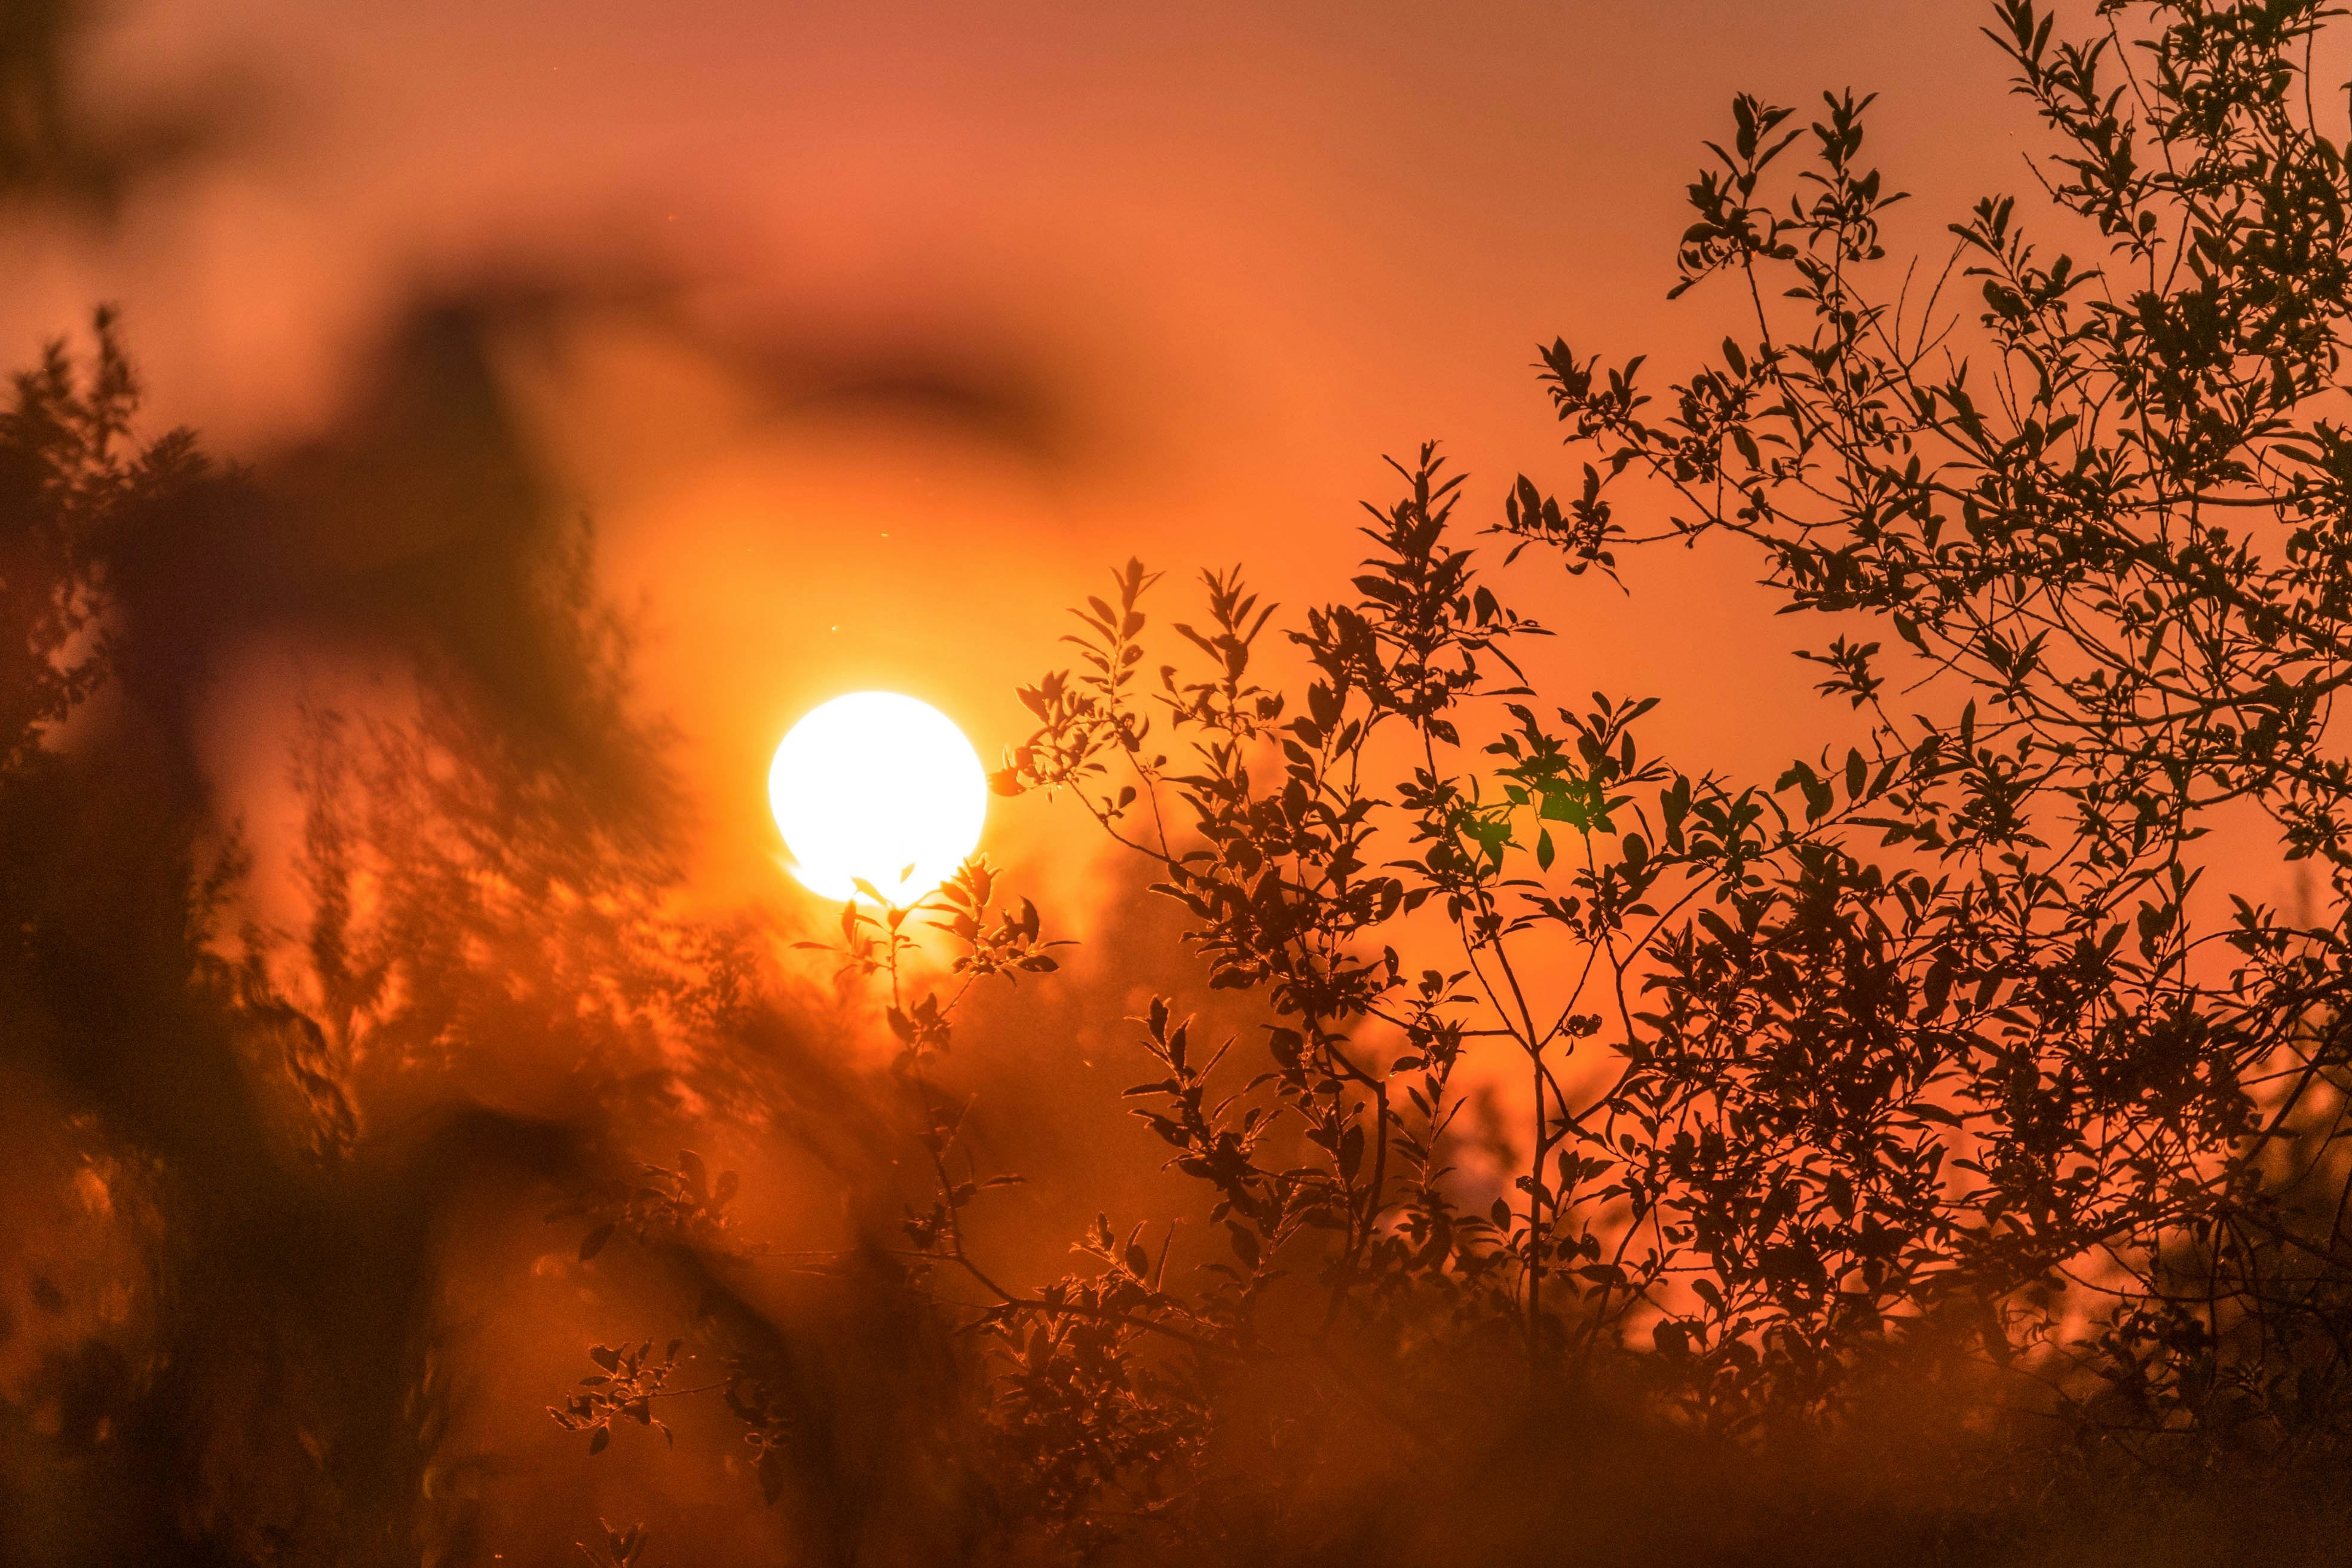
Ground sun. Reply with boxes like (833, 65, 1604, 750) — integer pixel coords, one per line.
(768, 691, 989, 905)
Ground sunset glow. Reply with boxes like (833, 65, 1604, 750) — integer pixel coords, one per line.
(17, 0, 2351, 1558)
(767, 691, 987, 904)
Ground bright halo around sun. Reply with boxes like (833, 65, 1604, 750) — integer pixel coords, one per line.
(768, 691, 989, 905)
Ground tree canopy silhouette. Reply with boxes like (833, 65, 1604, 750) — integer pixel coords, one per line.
(963, 0, 2352, 1556)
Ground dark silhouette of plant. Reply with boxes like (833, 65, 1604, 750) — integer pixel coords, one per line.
(962, 0, 2352, 1552)
(548, 1339, 690, 1456)
(0, 308, 140, 770)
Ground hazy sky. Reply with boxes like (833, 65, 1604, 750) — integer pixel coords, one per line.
(13, 8, 2334, 1560)
(12, 1, 2056, 909)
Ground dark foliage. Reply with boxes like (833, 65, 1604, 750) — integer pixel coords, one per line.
(15, 1, 2352, 1565)
(962, 0, 2352, 1558)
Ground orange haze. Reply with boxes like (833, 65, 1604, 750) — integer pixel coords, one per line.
(1, 0, 2071, 921)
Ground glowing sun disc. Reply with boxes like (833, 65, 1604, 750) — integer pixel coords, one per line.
(768, 691, 988, 904)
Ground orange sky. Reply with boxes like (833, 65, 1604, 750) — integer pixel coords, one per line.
(2, 0, 2116, 917)
(18, 8, 2351, 1558)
